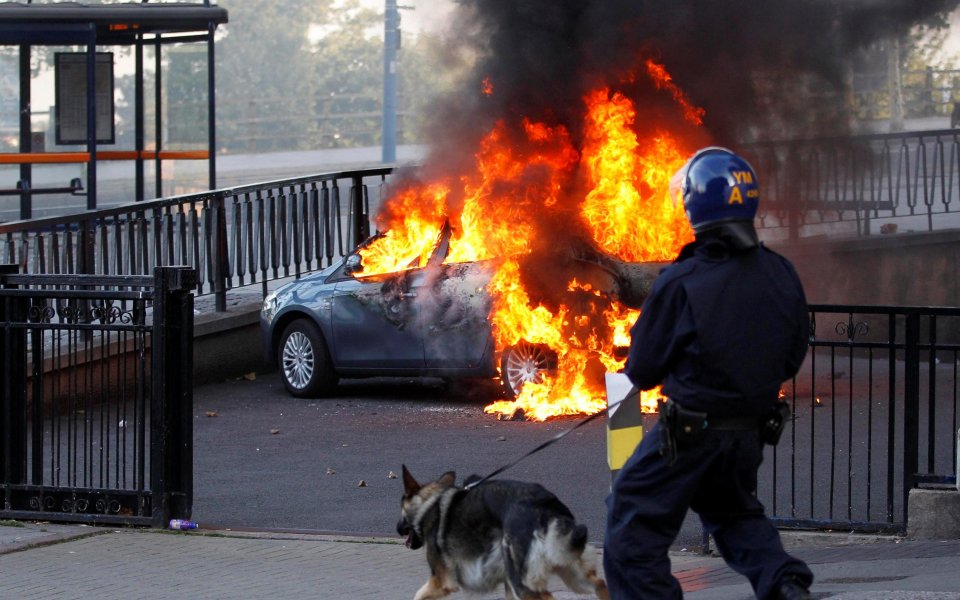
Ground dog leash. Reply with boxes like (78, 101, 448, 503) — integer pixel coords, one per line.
(463, 386, 640, 490)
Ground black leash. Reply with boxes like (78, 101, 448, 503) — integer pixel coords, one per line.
(463, 387, 639, 490)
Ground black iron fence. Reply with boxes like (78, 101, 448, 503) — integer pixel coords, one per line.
(0, 266, 195, 527)
(763, 304, 960, 534)
(0, 168, 395, 311)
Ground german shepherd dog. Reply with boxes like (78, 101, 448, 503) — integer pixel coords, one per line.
(397, 465, 610, 600)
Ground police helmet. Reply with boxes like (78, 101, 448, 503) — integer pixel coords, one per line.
(672, 147, 760, 248)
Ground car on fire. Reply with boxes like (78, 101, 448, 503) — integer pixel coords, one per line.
(260, 224, 658, 398)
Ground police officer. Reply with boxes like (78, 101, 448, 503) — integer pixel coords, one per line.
(604, 147, 814, 600)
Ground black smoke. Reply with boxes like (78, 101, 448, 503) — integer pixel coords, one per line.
(420, 0, 959, 160)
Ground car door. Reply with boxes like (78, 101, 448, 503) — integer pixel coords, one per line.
(419, 260, 494, 369)
(329, 266, 427, 370)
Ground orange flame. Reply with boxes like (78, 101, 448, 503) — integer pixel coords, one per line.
(645, 59, 706, 126)
(355, 183, 450, 276)
(581, 88, 694, 262)
(357, 65, 703, 421)
(482, 76, 494, 96)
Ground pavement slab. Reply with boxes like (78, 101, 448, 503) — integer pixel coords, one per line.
(2, 524, 960, 599)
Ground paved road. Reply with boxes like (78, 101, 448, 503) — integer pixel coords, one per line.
(191, 372, 636, 545)
(190, 368, 877, 550)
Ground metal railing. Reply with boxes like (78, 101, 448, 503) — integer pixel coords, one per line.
(0, 167, 395, 311)
(2, 127, 960, 313)
(763, 304, 960, 535)
(0, 266, 195, 527)
(752, 128, 960, 240)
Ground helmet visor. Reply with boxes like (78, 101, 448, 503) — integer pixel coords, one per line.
(669, 159, 690, 207)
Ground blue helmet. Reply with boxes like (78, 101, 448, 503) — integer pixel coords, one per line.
(674, 147, 759, 233)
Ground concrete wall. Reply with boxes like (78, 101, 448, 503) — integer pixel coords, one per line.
(192, 300, 265, 386)
(772, 229, 960, 307)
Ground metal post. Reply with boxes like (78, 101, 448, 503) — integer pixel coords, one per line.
(0, 264, 26, 487)
(86, 28, 97, 210)
(150, 266, 196, 527)
(18, 44, 31, 220)
(902, 310, 920, 528)
(207, 22, 217, 190)
(351, 176, 368, 247)
(212, 195, 228, 312)
(155, 35, 163, 199)
(135, 34, 145, 202)
(382, 0, 399, 163)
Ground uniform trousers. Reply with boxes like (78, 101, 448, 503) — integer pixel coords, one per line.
(604, 421, 813, 599)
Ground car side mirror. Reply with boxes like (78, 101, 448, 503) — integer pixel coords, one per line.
(344, 254, 362, 275)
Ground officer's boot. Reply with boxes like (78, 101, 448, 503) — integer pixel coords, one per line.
(773, 575, 812, 600)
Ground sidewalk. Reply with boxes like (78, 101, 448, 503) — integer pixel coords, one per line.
(2, 522, 959, 599)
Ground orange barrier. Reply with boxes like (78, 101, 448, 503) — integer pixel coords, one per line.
(0, 150, 209, 164)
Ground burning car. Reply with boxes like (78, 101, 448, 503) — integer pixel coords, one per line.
(260, 221, 662, 406)
(262, 69, 704, 420)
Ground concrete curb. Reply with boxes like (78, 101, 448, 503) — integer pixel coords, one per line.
(0, 522, 109, 556)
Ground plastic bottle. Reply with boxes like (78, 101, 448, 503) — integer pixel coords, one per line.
(168, 518, 198, 530)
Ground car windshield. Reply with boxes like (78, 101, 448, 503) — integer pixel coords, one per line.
(352, 220, 453, 278)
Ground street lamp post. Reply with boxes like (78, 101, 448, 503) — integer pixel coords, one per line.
(382, 0, 399, 163)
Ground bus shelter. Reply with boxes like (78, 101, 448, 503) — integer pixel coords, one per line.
(0, 2, 228, 219)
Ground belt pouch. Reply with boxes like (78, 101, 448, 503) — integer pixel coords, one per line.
(673, 403, 707, 445)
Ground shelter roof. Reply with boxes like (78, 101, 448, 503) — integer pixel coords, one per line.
(0, 2, 228, 44)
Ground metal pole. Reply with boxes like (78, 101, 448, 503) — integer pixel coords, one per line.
(207, 22, 217, 190)
(155, 35, 163, 199)
(135, 34, 145, 202)
(382, 0, 398, 163)
(903, 310, 920, 529)
(18, 45, 31, 220)
(86, 27, 97, 210)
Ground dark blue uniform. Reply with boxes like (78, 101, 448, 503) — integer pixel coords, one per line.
(604, 236, 813, 599)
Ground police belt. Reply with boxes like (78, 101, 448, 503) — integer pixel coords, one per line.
(661, 398, 762, 432)
(658, 398, 791, 468)
(706, 414, 764, 430)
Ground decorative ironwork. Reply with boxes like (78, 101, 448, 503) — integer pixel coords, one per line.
(30, 302, 139, 325)
(23, 490, 142, 516)
(835, 315, 870, 341)
(27, 304, 55, 323)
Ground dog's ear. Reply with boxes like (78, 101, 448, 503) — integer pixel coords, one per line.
(401, 464, 421, 495)
(438, 471, 456, 488)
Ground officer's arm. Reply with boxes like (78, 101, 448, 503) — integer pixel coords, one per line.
(623, 282, 688, 390)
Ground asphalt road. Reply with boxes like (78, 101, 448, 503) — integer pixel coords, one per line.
(191, 371, 708, 548)
(199, 363, 941, 549)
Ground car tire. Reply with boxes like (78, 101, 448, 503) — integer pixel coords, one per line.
(278, 318, 338, 398)
(500, 341, 558, 398)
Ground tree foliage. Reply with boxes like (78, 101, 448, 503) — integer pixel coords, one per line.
(214, 0, 332, 153)
(206, 0, 456, 153)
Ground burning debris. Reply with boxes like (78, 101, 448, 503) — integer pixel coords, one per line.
(358, 0, 957, 420)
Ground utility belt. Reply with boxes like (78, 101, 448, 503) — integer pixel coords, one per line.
(658, 398, 791, 466)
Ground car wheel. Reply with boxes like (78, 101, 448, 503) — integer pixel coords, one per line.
(500, 341, 558, 398)
(278, 319, 338, 397)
